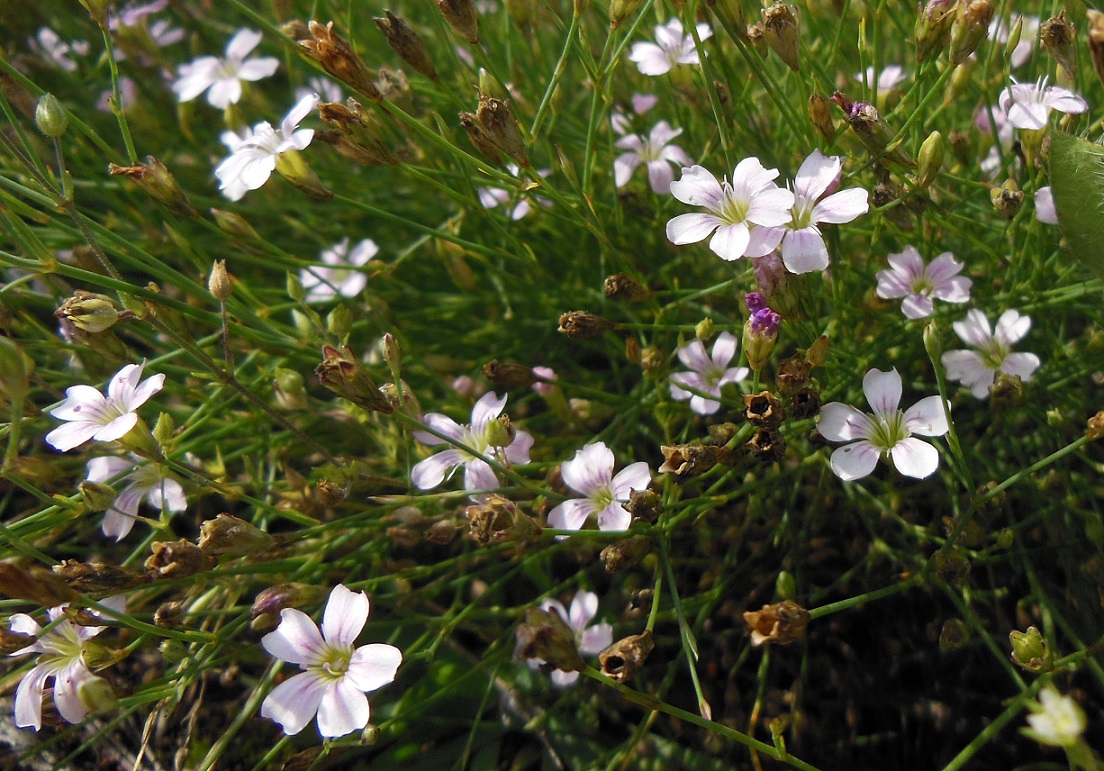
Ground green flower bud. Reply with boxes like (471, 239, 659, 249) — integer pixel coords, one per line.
(198, 513, 276, 558)
(1010, 626, 1053, 672)
(159, 639, 188, 663)
(949, 1, 994, 67)
(80, 480, 118, 512)
(77, 675, 117, 715)
(56, 291, 125, 334)
(287, 272, 306, 302)
(762, 2, 801, 72)
(327, 303, 353, 339)
(916, 131, 944, 189)
(316, 344, 393, 413)
(35, 93, 68, 138)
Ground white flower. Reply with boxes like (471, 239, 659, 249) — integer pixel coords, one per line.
(547, 441, 651, 532)
(477, 165, 551, 220)
(295, 76, 343, 104)
(411, 392, 534, 496)
(31, 28, 90, 72)
(1035, 186, 1058, 224)
(977, 105, 1015, 176)
(8, 596, 126, 730)
(855, 64, 906, 94)
(45, 363, 165, 453)
(629, 19, 712, 76)
(779, 150, 869, 274)
(85, 455, 187, 540)
(1024, 687, 1087, 747)
(261, 584, 401, 738)
(172, 29, 279, 109)
(529, 591, 613, 686)
(941, 310, 1041, 399)
(875, 246, 972, 319)
(666, 159, 795, 262)
(818, 367, 949, 481)
(301, 237, 378, 302)
(610, 93, 658, 135)
(614, 121, 693, 194)
(999, 77, 1088, 131)
(669, 332, 748, 415)
(214, 94, 318, 201)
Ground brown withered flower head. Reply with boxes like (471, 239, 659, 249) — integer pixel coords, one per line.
(624, 488, 662, 523)
(744, 391, 784, 429)
(746, 427, 786, 462)
(146, 540, 218, 580)
(514, 606, 585, 673)
(300, 21, 381, 102)
(108, 156, 196, 216)
(558, 311, 616, 338)
(53, 560, 148, 595)
(598, 630, 654, 682)
(316, 344, 393, 413)
(659, 443, 731, 482)
(374, 11, 439, 81)
(436, 0, 479, 44)
(483, 359, 538, 389)
(475, 93, 529, 167)
(743, 600, 810, 646)
(600, 536, 653, 573)
(603, 274, 652, 302)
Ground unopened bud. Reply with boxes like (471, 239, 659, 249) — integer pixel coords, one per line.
(916, 131, 944, 189)
(35, 93, 68, 138)
(252, 583, 329, 619)
(949, 1, 994, 66)
(603, 274, 652, 302)
(808, 91, 835, 142)
(743, 293, 780, 372)
(835, 95, 915, 167)
(211, 208, 262, 243)
(558, 311, 616, 338)
(327, 304, 353, 339)
(483, 415, 515, 449)
(198, 513, 275, 557)
(316, 344, 393, 413)
(762, 2, 801, 71)
(458, 111, 503, 165)
(159, 638, 187, 662)
(1010, 626, 1053, 672)
(609, 0, 644, 28)
(600, 536, 653, 572)
(0, 562, 78, 605)
(1040, 12, 1076, 75)
(437, 0, 480, 44)
(695, 318, 715, 341)
(743, 600, 810, 646)
(77, 675, 117, 715)
(374, 11, 439, 81)
(108, 156, 195, 216)
(56, 291, 127, 334)
(318, 99, 398, 165)
(1087, 411, 1104, 441)
(991, 179, 1023, 220)
(301, 21, 381, 102)
(79, 480, 117, 512)
(382, 333, 401, 374)
(775, 571, 796, 601)
(923, 319, 943, 361)
(274, 148, 332, 199)
(483, 360, 538, 388)
(939, 618, 970, 650)
(476, 94, 529, 167)
(915, 0, 957, 63)
(208, 260, 231, 300)
(514, 606, 585, 672)
(598, 630, 654, 681)
(53, 560, 147, 595)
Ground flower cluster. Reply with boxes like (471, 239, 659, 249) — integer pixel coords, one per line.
(45, 363, 164, 453)
(941, 310, 1040, 399)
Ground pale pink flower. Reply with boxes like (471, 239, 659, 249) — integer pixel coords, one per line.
(999, 77, 1088, 131)
(412, 392, 534, 496)
(261, 585, 401, 738)
(855, 65, 906, 94)
(875, 246, 971, 319)
(8, 596, 126, 730)
(85, 455, 187, 540)
(819, 367, 949, 481)
(215, 94, 318, 201)
(779, 150, 868, 274)
(531, 366, 557, 396)
(547, 442, 651, 532)
(1035, 186, 1058, 224)
(45, 363, 165, 453)
(666, 159, 795, 262)
(629, 19, 712, 76)
(614, 121, 692, 194)
(477, 164, 551, 220)
(30, 28, 90, 72)
(301, 237, 378, 302)
(610, 93, 658, 135)
(172, 29, 279, 108)
(529, 591, 613, 686)
(669, 332, 748, 415)
(941, 310, 1040, 399)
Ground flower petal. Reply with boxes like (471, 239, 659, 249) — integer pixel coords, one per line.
(596, 502, 631, 531)
(261, 671, 327, 736)
(263, 608, 326, 665)
(666, 212, 720, 246)
(568, 591, 598, 631)
(669, 165, 723, 209)
(903, 395, 949, 436)
(471, 392, 507, 428)
(321, 584, 369, 648)
(781, 228, 829, 274)
(818, 403, 873, 442)
(561, 442, 614, 495)
(411, 450, 465, 489)
(547, 499, 595, 531)
(14, 663, 53, 729)
(811, 187, 869, 224)
(830, 442, 881, 481)
(346, 643, 402, 693)
(610, 461, 652, 499)
(708, 222, 751, 261)
(889, 437, 940, 479)
(862, 368, 902, 420)
(316, 679, 370, 738)
(579, 621, 613, 654)
(1001, 352, 1041, 381)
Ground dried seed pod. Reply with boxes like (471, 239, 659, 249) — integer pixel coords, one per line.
(743, 600, 810, 646)
(746, 427, 786, 462)
(476, 94, 528, 167)
(744, 391, 784, 429)
(316, 344, 393, 413)
(300, 21, 381, 102)
(658, 443, 730, 481)
(458, 111, 503, 165)
(558, 311, 616, 338)
(598, 630, 654, 681)
(437, 0, 479, 44)
(600, 536, 653, 572)
(624, 488, 662, 523)
(762, 2, 800, 71)
(483, 359, 538, 388)
(198, 513, 276, 557)
(603, 274, 652, 302)
(514, 606, 585, 672)
(0, 562, 78, 605)
(374, 11, 439, 81)
(53, 560, 148, 595)
(108, 156, 196, 216)
(145, 540, 217, 580)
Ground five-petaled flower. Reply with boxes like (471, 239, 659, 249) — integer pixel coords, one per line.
(669, 332, 749, 415)
(779, 150, 869, 274)
(529, 591, 613, 686)
(45, 363, 165, 453)
(1023, 687, 1087, 747)
(172, 29, 279, 108)
(412, 392, 534, 497)
(8, 596, 126, 730)
(215, 94, 318, 201)
(875, 246, 972, 319)
(628, 19, 712, 76)
(477, 164, 552, 221)
(941, 310, 1041, 399)
(666, 159, 795, 262)
(614, 120, 692, 194)
(999, 77, 1088, 131)
(855, 64, 906, 95)
(301, 237, 378, 302)
(261, 584, 402, 738)
(547, 442, 651, 532)
(818, 367, 949, 481)
(85, 455, 187, 541)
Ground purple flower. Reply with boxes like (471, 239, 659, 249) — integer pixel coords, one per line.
(411, 392, 534, 497)
(745, 292, 780, 335)
(529, 591, 613, 686)
(779, 150, 869, 274)
(614, 121, 693, 194)
(547, 442, 651, 532)
(941, 310, 1040, 399)
(261, 585, 401, 738)
(669, 332, 748, 415)
(818, 368, 949, 481)
(999, 77, 1087, 131)
(875, 246, 971, 319)
(666, 159, 795, 262)
(628, 19, 712, 76)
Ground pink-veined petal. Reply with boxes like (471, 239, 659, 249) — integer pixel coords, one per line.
(1007, 101, 1049, 130)
(812, 187, 868, 224)
(561, 442, 614, 495)
(901, 294, 935, 319)
(666, 212, 721, 246)
(744, 224, 785, 258)
(90, 413, 138, 443)
(316, 679, 370, 737)
(415, 413, 465, 444)
(830, 441, 881, 481)
(261, 671, 327, 736)
(226, 29, 263, 61)
(580, 621, 613, 654)
(1001, 352, 1041, 381)
(321, 585, 369, 648)
(106, 363, 143, 400)
(647, 160, 676, 194)
(708, 222, 751, 261)
(596, 502, 631, 531)
(818, 402, 873, 442)
(941, 350, 989, 388)
(669, 165, 724, 209)
(45, 421, 103, 452)
(903, 395, 949, 436)
(49, 385, 106, 420)
(52, 661, 90, 724)
(207, 78, 242, 108)
(689, 393, 722, 415)
(471, 392, 507, 427)
(781, 228, 829, 274)
(14, 663, 52, 729)
(263, 608, 326, 665)
(745, 187, 796, 227)
(611, 461, 652, 499)
(237, 57, 279, 81)
(550, 669, 580, 687)
(463, 459, 500, 494)
(410, 450, 465, 489)
(710, 332, 737, 369)
(547, 498, 595, 531)
(346, 643, 402, 692)
(952, 310, 993, 348)
(863, 368, 903, 420)
(614, 153, 641, 188)
(568, 592, 598, 631)
(504, 430, 535, 465)
(793, 150, 841, 201)
(994, 310, 1030, 345)
(889, 437, 940, 479)
(676, 340, 710, 372)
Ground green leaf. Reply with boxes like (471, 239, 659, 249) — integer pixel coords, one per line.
(1047, 130, 1104, 279)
